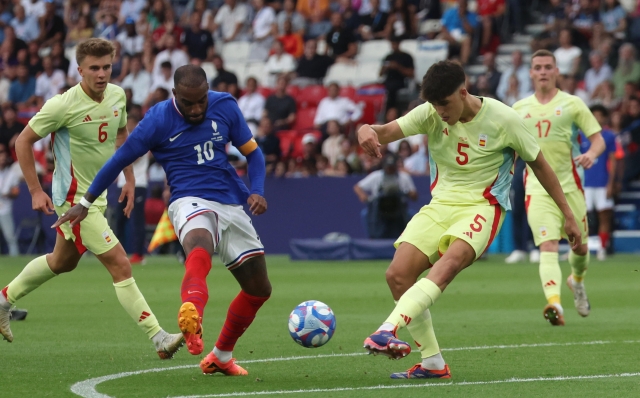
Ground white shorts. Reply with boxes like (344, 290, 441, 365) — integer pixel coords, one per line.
(168, 197, 264, 270)
(584, 187, 614, 212)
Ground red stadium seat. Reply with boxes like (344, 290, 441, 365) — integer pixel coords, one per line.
(286, 85, 300, 98)
(293, 107, 317, 131)
(354, 94, 386, 125)
(296, 85, 327, 109)
(257, 86, 273, 98)
(339, 86, 357, 100)
(276, 130, 298, 159)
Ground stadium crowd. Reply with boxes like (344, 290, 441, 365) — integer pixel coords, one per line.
(1, 0, 640, 256)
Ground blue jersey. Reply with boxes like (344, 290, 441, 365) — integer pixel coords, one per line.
(580, 129, 616, 188)
(88, 91, 260, 205)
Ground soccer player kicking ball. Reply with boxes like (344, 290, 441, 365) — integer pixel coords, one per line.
(55, 65, 272, 376)
(359, 60, 582, 379)
(513, 50, 605, 326)
(0, 39, 184, 359)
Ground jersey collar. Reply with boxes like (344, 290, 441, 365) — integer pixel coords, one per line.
(172, 98, 183, 118)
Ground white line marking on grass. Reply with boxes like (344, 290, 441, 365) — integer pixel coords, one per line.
(70, 340, 640, 398)
(173, 373, 640, 398)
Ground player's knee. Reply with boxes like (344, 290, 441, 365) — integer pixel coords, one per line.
(46, 253, 79, 274)
(182, 231, 215, 255)
(573, 244, 589, 256)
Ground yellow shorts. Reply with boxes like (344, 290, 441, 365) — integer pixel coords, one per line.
(526, 190, 588, 246)
(55, 201, 119, 255)
(395, 203, 506, 264)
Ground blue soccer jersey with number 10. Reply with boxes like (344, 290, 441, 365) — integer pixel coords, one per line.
(89, 91, 256, 205)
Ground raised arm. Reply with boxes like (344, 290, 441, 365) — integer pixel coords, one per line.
(357, 121, 405, 158)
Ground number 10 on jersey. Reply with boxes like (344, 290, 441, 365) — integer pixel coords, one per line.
(194, 141, 215, 164)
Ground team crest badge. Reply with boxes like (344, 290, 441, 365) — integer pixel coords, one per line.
(540, 226, 548, 237)
(102, 231, 112, 243)
(479, 134, 487, 147)
(555, 107, 562, 116)
(112, 106, 119, 117)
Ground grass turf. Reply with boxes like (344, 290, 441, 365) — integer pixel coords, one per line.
(1, 254, 639, 397)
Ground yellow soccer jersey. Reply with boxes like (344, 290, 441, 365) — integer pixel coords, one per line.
(29, 83, 127, 207)
(512, 90, 601, 195)
(397, 97, 540, 210)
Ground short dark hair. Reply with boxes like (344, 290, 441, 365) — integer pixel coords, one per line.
(160, 61, 172, 69)
(589, 104, 609, 117)
(174, 64, 208, 88)
(420, 60, 466, 103)
(532, 49, 556, 64)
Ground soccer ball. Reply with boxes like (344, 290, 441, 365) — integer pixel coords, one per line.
(288, 300, 336, 348)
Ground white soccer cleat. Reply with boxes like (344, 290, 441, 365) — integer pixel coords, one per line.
(567, 275, 590, 317)
(156, 332, 185, 359)
(529, 249, 540, 263)
(505, 250, 526, 264)
(0, 293, 13, 343)
(596, 248, 606, 261)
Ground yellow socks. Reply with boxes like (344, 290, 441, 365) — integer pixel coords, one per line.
(113, 278, 162, 339)
(6, 256, 57, 304)
(406, 308, 441, 359)
(539, 252, 561, 305)
(385, 278, 442, 329)
(569, 251, 589, 283)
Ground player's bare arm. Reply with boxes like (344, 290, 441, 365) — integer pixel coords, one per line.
(358, 121, 404, 158)
(116, 126, 135, 218)
(574, 132, 605, 170)
(15, 125, 54, 215)
(526, 151, 582, 249)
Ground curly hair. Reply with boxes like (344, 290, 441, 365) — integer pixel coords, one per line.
(420, 60, 466, 103)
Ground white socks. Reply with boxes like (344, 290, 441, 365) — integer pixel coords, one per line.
(213, 346, 232, 363)
(422, 352, 446, 370)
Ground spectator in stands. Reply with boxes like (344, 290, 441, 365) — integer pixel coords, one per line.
(560, 75, 590, 104)
(3, 27, 27, 62)
(23, 0, 46, 20)
(145, 61, 173, 108)
(26, 42, 42, 77)
(279, 19, 304, 58)
(502, 74, 524, 106)
(119, 0, 147, 25)
(531, 0, 566, 51)
(0, 146, 19, 256)
(255, 116, 281, 173)
(0, 106, 24, 153)
(0, 69, 10, 105)
(358, 0, 389, 41)
(479, 52, 501, 97)
(333, 0, 361, 33)
(553, 28, 581, 77)
(326, 12, 358, 62)
(38, 0, 66, 47)
(380, 36, 414, 111)
(110, 41, 129, 84)
(497, 50, 530, 103)
(182, 12, 215, 61)
(297, 0, 330, 20)
(620, 97, 640, 187)
(477, 0, 504, 52)
(571, 0, 600, 46)
(49, 41, 70, 79)
(249, 0, 276, 61)
(300, 132, 319, 174)
(152, 8, 184, 50)
(8, 64, 36, 107)
(294, 39, 334, 85)
(584, 50, 612, 96)
(439, 0, 478, 65)
(152, 34, 189, 84)
(322, 120, 345, 167)
(306, 8, 332, 39)
(613, 43, 640, 97)
(354, 154, 417, 239)
(117, 18, 145, 57)
(65, 15, 93, 47)
(34, 56, 65, 107)
(122, 55, 152, 107)
(601, 0, 627, 38)
(94, 11, 118, 42)
(210, 54, 239, 97)
(238, 76, 266, 136)
(10, 4, 40, 43)
(277, 0, 306, 36)
(314, 82, 363, 129)
(384, 0, 417, 40)
(340, 138, 362, 173)
(264, 75, 297, 130)
(265, 40, 297, 85)
(212, 0, 250, 43)
(402, 134, 428, 175)
(591, 80, 621, 111)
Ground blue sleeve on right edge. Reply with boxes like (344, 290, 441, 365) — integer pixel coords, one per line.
(245, 148, 266, 196)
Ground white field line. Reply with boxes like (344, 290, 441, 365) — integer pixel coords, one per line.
(173, 373, 640, 398)
(70, 339, 640, 398)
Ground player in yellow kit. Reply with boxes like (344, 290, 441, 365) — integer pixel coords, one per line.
(359, 60, 581, 379)
(513, 50, 605, 326)
(0, 39, 184, 358)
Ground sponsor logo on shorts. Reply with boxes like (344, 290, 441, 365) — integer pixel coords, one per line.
(540, 226, 547, 237)
(479, 134, 487, 147)
(102, 231, 112, 243)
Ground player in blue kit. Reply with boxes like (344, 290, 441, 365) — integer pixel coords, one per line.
(54, 65, 272, 376)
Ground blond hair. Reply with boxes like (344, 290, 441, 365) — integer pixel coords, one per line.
(76, 38, 115, 65)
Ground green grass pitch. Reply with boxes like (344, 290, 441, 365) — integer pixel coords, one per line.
(1, 254, 639, 397)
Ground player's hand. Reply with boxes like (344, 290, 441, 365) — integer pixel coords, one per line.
(574, 152, 595, 169)
(51, 204, 88, 229)
(31, 188, 55, 215)
(358, 124, 382, 158)
(120, 181, 135, 218)
(247, 194, 267, 215)
(564, 217, 582, 250)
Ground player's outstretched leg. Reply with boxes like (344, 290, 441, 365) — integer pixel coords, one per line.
(201, 256, 271, 376)
(539, 251, 565, 326)
(567, 250, 590, 317)
(179, 247, 212, 355)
